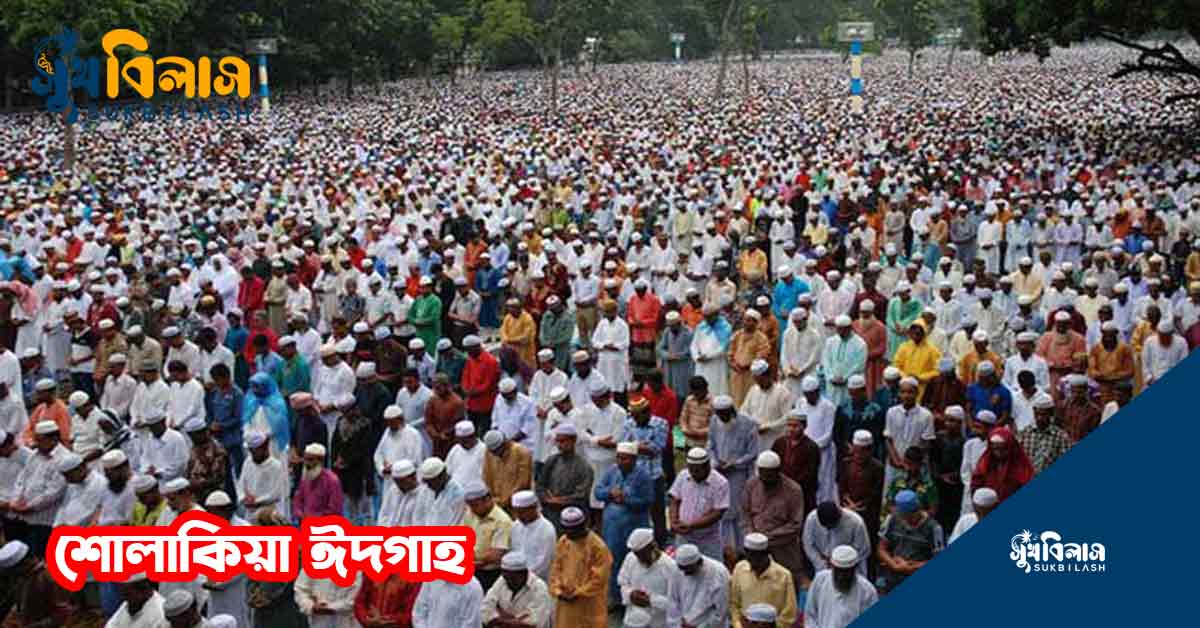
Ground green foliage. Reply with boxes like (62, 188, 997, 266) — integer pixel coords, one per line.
(977, 0, 1200, 57)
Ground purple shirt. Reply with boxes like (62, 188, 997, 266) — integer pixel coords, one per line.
(292, 468, 344, 521)
(668, 468, 730, 544)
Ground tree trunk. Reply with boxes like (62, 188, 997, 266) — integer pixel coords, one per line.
(946, 42, 957, 71)
(62, 108, 76, 172)
(715, 0, 739, 99)
(550, 49, 560, 117)
(345, 71, 353, 99)
(3, 64, 11, 112)
(908, 49, 916, 79)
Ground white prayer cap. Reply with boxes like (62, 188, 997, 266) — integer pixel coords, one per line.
(1068, 374, 1089, 387)
(245, 430, 268, 448)
(500, 551, 528, 571)
(624, 608, 653, 628)
(744, 533, 769, 551)
(459, 334, 481, 348)
(408, 339, 425, 352)
(588, 379, 610, 396)
(756, 451, 781, 469)
(554, 423, 578, 437)
(163, 590, 195, 617)
(976, 361, 996, 376)
(34, 378, 56, 392)
(355, 362, 377, 379)
(57, 452, 84, 473)
(801, 375, 820, 392)
(319, 344, 338, 358)
(20, 347, 40, 359)
(790, 307, 807, 321)
(712, 394, 734, 410)
(1054, 311, 1071, 322)
(750, 359, 769, 375)
(162, 477, 189, 494)
(745, 604, 778, 623)
(420, 458, 446, 480)
(1033, 393, 1056, 409)
(484, 430, 506, 451)
(945, 405, 965, 420)
(0, 541, 29, 568)
(352, 321, 369, 334)
(98, 318, 115, 330)
(1017, 295, 1034, 305)
(464, 482, 489, 501)
(847, 374, 866, 389)
(777, 265, 792, 276)
(972, 329, 988, 342)
(1101, 321, 1118, 332)
(385, 405, 408, 421)
(896, 280, 912, 292)
(884, 366, 901, 380)
(454, 420, 475, 437)
(901, 376, 921, 389)
(537, 348, 554, 362)
(304, 443, 326, 458)
(852, 430, 874, 446)
(1017, 331, 1039, 342)
(561, 506, 587, 527)
(674, 544, 701, 566)
(209, 616, 237, 628)
(110, 353, 127, 365)
(572, 350, 590, 364)
(68, 390, 91, 408)
(512, 490, 537, 509)
(665, 310, 681, 323)
(336, 337, 356, 353)
(549, 386, 569, 403)
(131, 474, 157, 493)
(34, 420, 59, 435)
(686, 447, 710, 464)
(161, 326, 181, 338)
(744, 309, 761, 321)
(101, 449, 128, 469)
(391, 460, 416, 478)
(830, 545, 859, 569)
(204, 491, 233, 508)
(1157, 320, 1174, 334)
(973, 487, 999, 508)
(860, 300, 875, 312)
(499, 377, 517, 393)
(1114, 283, 1128, 293)
(627, 528, 655, 551)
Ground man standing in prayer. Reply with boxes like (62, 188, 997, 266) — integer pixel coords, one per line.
(482, 430, 533, 513)
(795, 375, 839, 504)
(1017, 393, 1070, 473)
(292, 443, 344, 522)
(821, 315, 867, 408)
(780, 308, 823, 399)
(481, 552, 553, 628)
(549, 506, 612, 628)
(729, 533, 798, 628)
(883, 377, 935, 489)
(668, 447, 729, 561)
(237, 430, 290, 522)
(412, 573, 483, 628)
(877, 490, 939, 591)
(461, 335, 500, 433)
(740, 359, 793, 452)
(202, 490, 250, 627)
(691, 304, 732, 398)
(949, 487, 998, 544)
(413, 457, 467, 526)
(536, 423, 593, 532)
(295, 567, 361, 628)
(10, 420, 68, 555)
(803, 501, 871, 578)
(375, 404, 424, 489)
(509, 489, 557, 582)
(741, 451, 807, 589)
(707, 394, 758, 556)
(616, 528, 678, 627)
(446, 420, 487, 486)
(727, 310, 771, 407)
(492, 378, 538, 452)
(464, 484, 513, 592)
(593, 441, 654, 607)
(665, 544, 730, 628)
(657, 311, 694, 403)
(803, 545, 878, 628)
(592, 300, 632, 400)
(353, 571, 421, 628)
(1037, 311, 1087, 393)
(771, 411, 820, 517)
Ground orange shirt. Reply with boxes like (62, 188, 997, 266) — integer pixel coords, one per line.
(25, 400, 72, 446)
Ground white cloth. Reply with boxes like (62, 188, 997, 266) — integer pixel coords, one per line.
(100, 373, 139, 418)
(413, 578, 484, 628)
(129, 380, 171, 426)
(445, 442, 486, 486)
(691, 324, 730, 398)
(54, 470, 108, 526)
(237, 455, 290, 522)
(666, 556, 730, 628)
(509, 515, 558, 582)
(578, 401, 627, 508)
(1142, 335, 1188, 385)
(948, 512, 979, 544)
(411, 479, 466, 526)
(140, 428, 190, 481)
(97, 481, 136, 526)
(12, 445, 68, 526)
(959, 437, 987, 514)
(780, 325, 823, 398)
(104, 591, 167, 628)
(377, 483, 420, 526)
(374, 425, 425, 478)
(481, 573, 553, 628)
(591, 317, 631, 392)
(491, 393, 538, 451)
(740, 382, 793, 452)
(198, 346, 236, 386)
(205, 515, 250, 627)
(0, 350, 28, 437)
(167, 379, 206, 429)
(294, 571, 361, 628)
(803, 569, 878, 628)
(619, 552, 680, 627)
(796, 396, 839, 503)
(801, 508, 871, 577)
(1003, 353, 1051, 392)
(163, 341, 204, 380)
(0, 446, 32, 503)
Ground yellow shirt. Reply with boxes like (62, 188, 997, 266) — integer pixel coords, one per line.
(465, 505, 513, 571)
(500, 311, 538, 366)
(958, 350, 1004, 386)
(738, 249, 768, 281)
(893, 339, 943, 399)
(550, 532, 612, 628)
(730, 560, 798, 628)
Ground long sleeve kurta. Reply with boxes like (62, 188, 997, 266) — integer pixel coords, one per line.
(413, 579, 483, 628)
(294, 572, 361, 628)
(821, 334, 867, 407)
(500, 311, 538, 367)
(666, 557, 730, 628)
(618, 553, 680, 627)
(353, 576, 420, 628)
(730, 560, 798, 628)
(692, 318, 732, 398)
(885, 297, 923, 359)
(549, 532, 613, 628)
(592, 317, 632, 392)
(481, 574, 554, 628)
(292, 468, 344, 521)
(803, 570, 878, 628)
(727, 330, 770, 407)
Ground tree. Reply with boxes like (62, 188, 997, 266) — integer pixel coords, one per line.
(875, 0, 938, 78)
(978, 0, 1200, 104)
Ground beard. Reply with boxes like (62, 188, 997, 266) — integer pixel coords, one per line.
(303, 465, 322, 482)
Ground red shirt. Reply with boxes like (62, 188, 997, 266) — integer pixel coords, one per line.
(462, 351, 500, 413)
(640, 384, 679, 428)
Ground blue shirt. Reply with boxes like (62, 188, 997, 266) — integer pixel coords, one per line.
(593, 465, 655, 514)
(205, 385, 245, 447)
(966, 382, 1013, 421)
(254, 352, 285, 381)
(619, 416, 668, 480)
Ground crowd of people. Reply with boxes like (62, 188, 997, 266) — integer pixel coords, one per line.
(0, 44, 1197, 628)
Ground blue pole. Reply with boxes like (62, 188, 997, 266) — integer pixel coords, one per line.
(257, 53, 270, 114)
